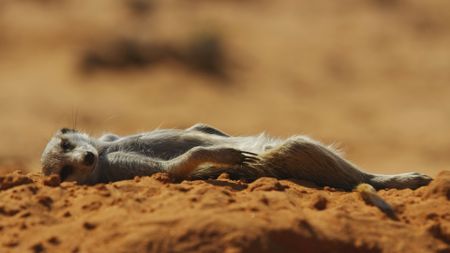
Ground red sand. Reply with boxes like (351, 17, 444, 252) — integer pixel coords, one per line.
(0, 170, 448, 253)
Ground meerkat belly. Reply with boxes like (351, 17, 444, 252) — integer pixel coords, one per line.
(108, 135, 215, 160)
(105, 131, 282, 161)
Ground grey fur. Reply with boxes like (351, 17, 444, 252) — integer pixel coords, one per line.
(41, 123, 432, 190)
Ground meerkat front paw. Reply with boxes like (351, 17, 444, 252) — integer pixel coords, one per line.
(191, 147, 260, 166)
(211, 148, 260, 166)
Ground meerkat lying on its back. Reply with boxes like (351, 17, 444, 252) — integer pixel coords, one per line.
(41, 123, 432, 191)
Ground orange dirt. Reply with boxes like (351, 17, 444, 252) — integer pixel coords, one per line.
(0, 170, 448, 253)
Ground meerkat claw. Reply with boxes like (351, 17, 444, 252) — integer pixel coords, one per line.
(241, 152, 261, 165)
(241, 151, 258, 156)
(241, 151, 261, 162)
(245, 156, 260, 162)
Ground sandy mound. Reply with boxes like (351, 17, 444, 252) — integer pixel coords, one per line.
(0, 170, 448, 253)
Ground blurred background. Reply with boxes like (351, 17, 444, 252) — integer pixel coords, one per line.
(0, 0, 449, 176)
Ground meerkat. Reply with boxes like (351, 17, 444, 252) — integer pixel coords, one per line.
(41, 124, 432, 188)
(41, 124, 433, 217)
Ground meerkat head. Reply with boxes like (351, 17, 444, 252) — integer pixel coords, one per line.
(41, 128, 99, 184)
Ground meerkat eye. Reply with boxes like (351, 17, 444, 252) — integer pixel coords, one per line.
(60, 139, 74, 151)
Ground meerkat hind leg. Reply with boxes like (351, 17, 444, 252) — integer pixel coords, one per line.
(260, 136, 371, 191)
(261, 136, 432, 190)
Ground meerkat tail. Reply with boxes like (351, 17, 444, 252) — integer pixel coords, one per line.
(355, 183, 398, 220)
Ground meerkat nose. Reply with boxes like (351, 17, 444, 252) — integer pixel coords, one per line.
(84, 152, 96, 165)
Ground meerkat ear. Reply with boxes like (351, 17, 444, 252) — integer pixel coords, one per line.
(59, 128, 77, 134)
